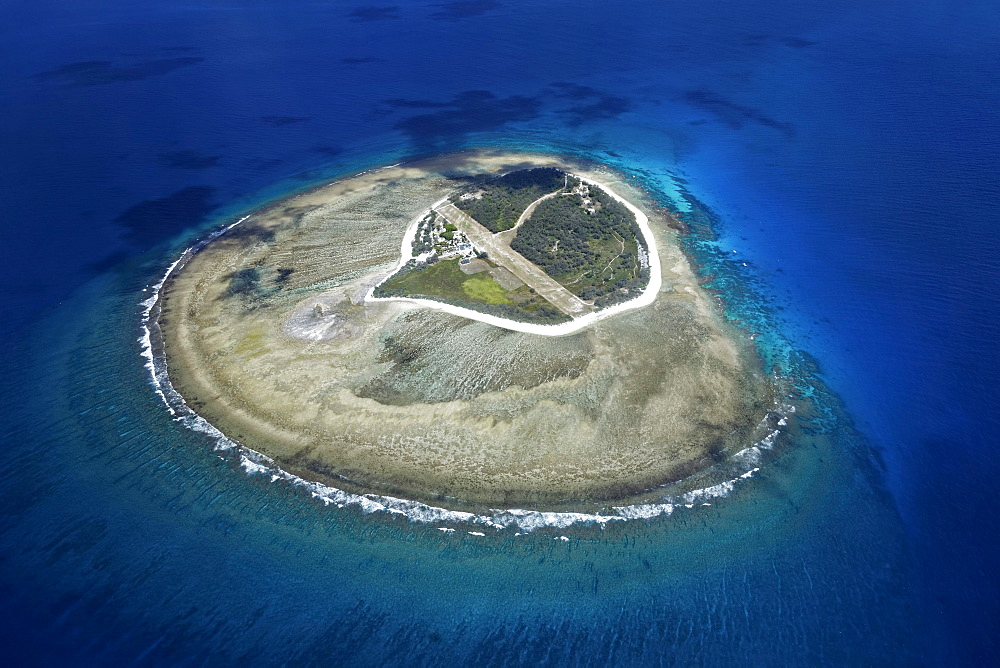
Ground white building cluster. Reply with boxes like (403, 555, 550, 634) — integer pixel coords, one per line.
(411, 211, 481, 264)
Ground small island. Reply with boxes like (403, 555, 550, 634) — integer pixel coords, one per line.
(154, 151, 776, 510)
(371, 167, 659, 332)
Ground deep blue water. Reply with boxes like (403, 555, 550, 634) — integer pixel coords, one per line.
(2, 0, 998, 663)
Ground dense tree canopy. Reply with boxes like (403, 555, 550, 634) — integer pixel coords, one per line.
(511, 184, 649, 307)
(385, 169, 651, 317)
(453, 167, 566, 232)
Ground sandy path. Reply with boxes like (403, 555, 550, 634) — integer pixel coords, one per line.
(436, 202, 592, 316)
(494, 187, 565, 246)
(367, 175, 662, 336)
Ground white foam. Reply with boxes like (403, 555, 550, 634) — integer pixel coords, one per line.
(611, 503, 675, 520)
(139, 215, 252, 417)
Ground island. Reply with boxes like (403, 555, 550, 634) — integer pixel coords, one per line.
(154, 150, 776, 511)
(370, 167, 659, 332)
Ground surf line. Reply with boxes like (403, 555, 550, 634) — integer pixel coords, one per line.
(140, 215, 252, 415)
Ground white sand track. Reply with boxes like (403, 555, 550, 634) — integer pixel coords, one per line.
(367, 175, 662, 336)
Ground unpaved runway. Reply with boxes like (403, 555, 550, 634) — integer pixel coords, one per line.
(435, 202, 593, 317)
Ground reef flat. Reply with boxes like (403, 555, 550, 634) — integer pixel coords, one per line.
(158, 150, 777, 509)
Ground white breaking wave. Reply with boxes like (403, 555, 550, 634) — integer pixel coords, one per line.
(139, 199, 790, 534)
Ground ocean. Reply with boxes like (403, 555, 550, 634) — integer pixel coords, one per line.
(1, 0, 997, 663)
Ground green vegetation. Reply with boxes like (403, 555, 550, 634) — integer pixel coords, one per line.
(376, 258, 476, 302)
(461, 275, 511, 304)
(374, 258, 568, 324)
(510, 183, 650, 308)
(376, 168, 650, 322)
(411, 212, 436, 254)
(453, 167, 566, 232)
(504, 285, 567, 320)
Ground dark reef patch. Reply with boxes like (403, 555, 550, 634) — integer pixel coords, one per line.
(34, 58, 203, 86)
(312, 145, 345, 156)
(223, 222, 276, 244)
(243, 157, 285, 172)
(340, 57, 382, 65)
(347, 6, 400, 22)
(389, 90, 540, 149)
(260, 116, 311, 127)
(159, 150, 221, 170)
(780, 37, 818, 48)
(430, 0, 501, 20)
(86, 250, 132, 275)
(224, 267, 262, 298)
(682, 90, 794, 136)
(384, 98, 455, 109)
(385, 83, 629, 143)
(113, 186, 216, 247)
(549, 83, 632, 125)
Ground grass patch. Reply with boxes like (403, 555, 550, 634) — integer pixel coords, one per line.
(380, 258, 511, 306)
(375, 259, 568, 323)
(379, 258, 470, 301)
(462, 275, 511, 304)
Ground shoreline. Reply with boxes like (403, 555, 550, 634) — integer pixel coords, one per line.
(152, 149, 781, 514)
(366, 174, 663, 336)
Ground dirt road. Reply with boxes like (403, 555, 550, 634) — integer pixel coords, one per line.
(435, 202, 592, 317)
